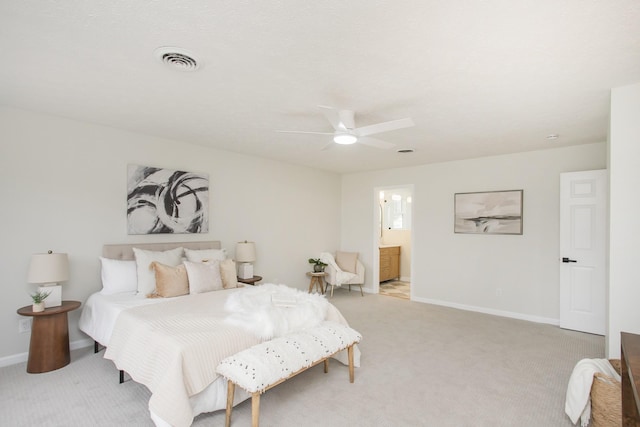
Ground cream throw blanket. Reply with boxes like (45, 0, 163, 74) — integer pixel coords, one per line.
(320, 252, 356, 286)
(565, 358, 621, 426)
(104, 290, 260, 427)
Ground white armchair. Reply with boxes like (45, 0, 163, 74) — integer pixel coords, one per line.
(323, 252, 365, 297)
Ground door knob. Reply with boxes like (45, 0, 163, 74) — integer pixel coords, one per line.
(562, 257, 577, 263)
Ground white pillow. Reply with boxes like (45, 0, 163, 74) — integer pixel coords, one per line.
(133, 247, 184, 296)
(184, 260, 223, 294)
(100, 257, 137, 295)
(184, 248, 227, 263)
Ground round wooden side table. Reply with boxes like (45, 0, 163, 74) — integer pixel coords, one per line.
(237, 275, 263, 286)
(17, 300, 81, 373)
(306, 271, 327, 294)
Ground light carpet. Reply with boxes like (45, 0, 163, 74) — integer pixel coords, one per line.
(0, 291, 603, 426)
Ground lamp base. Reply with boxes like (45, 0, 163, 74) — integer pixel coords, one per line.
(38, 285, 62, 308)
(238, 263, 254, 280)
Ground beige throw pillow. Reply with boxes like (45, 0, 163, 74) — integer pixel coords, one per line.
(184, 260, 223, 294)
(220, 259, 238, 289)
(336, 251, 358, 273)
(149, 262, 189, 298)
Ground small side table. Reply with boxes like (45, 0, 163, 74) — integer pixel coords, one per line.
(17, 300, 81, 373)
(237, 275, 263, 286)
(307, 272, 327, 294)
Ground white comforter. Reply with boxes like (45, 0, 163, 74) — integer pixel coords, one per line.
(104, 290, 258, 427)
(82, 287, 360, 427)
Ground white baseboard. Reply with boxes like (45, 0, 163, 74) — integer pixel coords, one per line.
(0, 338, 94, 368)
(410, 296, 559, 326)
(399, 276, 411, 282)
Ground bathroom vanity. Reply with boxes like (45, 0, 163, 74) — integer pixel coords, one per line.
(379, 245, 400, 282)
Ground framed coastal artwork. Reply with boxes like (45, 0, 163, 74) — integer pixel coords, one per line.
(454, 190, 523, 235)
(126, 164, 209, 234)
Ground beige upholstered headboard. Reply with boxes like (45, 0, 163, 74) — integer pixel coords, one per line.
(102, 241, 222, 260)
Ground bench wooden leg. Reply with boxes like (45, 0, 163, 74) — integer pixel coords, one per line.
(251, 392, 261, 427)
(348, 345, 355, 383)
(225, 380, 235, 427)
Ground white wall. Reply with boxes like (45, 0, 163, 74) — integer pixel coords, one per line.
(0, 107, 342, 362)
(342, 143, 606, 322)
(608, 82, 640, 357)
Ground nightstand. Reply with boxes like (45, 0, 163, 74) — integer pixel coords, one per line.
(237, 275, 263, 286)
(306, 271, 327, 294)
(17, 300, 81, 373)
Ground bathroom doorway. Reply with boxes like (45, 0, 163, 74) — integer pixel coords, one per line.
(375, 185, 413, 300)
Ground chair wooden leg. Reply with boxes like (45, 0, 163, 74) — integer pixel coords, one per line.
(330, 284, 334, 298)
(225, 380, 235, 427)
(359, 284, 364, 297)
(348, 345, 355, 383)
(252, 392, 261, 427)
(324, 358, 329, 373)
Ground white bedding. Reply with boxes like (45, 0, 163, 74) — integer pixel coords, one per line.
(79, 287, 360, 427)
(79, 291, 165, 347)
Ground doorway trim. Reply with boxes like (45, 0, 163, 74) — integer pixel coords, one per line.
(373, 184, 415, 299)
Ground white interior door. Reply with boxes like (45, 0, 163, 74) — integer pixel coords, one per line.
(559, 169, 607, 335)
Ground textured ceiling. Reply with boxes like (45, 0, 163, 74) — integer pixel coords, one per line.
(1, 1, 639, 174)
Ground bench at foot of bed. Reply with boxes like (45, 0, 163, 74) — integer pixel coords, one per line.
(216, 321, 362, 427)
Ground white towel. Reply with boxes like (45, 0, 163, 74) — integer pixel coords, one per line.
(565, 358, 621, 426)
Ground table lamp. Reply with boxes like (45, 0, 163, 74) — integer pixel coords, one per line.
(236, 241, 256, 280)
(28, 251, 69, 308)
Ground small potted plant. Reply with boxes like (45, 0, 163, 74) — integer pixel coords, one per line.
(30, 290, 50, 312)
(308, 258, 328, 273)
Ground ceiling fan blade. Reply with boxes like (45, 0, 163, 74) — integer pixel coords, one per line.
(318, 105, 354, 131)
(358, 137, 396, 149)
(276, 130, 334, 136)
(355, 117, 414, 137)
(317, 105, 342, 131)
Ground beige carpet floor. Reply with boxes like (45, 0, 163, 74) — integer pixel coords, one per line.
(0, 290, 604, 426)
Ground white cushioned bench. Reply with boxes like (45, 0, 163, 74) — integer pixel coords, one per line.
(216, 321, 362, 427)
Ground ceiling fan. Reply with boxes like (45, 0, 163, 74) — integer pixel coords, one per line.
(277, 106, 414, 149)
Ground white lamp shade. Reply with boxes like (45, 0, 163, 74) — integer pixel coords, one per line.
(27, 252, 69, 284)
(235, 242, 256, 263)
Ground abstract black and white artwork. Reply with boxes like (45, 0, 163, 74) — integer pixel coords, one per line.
(454, 190, 523, 235)
(127, 165, 209, 234)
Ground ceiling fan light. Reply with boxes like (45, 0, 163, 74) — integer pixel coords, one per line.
(334, 134, 358, 145)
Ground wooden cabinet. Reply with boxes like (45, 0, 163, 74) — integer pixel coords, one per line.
(621, 332, 640, 426)
(379, 246, 400, 282)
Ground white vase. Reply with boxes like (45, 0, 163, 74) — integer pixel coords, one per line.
(32, 302, 45, 312)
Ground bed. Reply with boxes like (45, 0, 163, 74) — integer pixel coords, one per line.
(79, 241, 359, 427)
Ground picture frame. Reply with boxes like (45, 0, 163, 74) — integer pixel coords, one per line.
(126, 164, 209, 235)
(454, 190, 523, 235)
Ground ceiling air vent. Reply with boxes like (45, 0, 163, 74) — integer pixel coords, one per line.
(154, 47, 199, 72)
